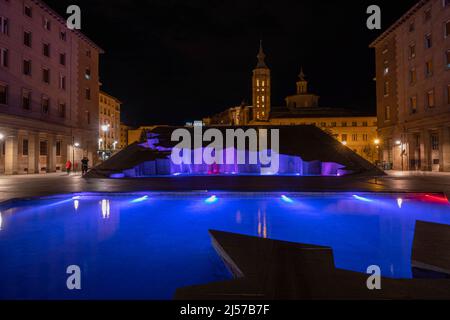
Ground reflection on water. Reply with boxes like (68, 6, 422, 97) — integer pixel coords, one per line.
(101, 199, 110, 219)
(1, 193, 450, 300)
(257, 208, 268, 239)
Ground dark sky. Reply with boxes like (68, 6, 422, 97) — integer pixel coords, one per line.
(45, 0, 418, 126)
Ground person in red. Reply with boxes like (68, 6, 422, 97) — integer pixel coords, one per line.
(65, 160, 72, 175)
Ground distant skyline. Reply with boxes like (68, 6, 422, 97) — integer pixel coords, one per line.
(45, 0, 418, 126)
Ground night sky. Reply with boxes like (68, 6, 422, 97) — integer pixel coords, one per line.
(45, 0, 418, 126)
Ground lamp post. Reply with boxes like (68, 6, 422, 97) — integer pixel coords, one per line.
(72, 136, 80, 174)
(101, 124, 110, 160)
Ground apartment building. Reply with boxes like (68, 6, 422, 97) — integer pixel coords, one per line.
(0, 0, 103, 174)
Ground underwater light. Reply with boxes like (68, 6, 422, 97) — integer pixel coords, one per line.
(173, 173, 181, 176)
(0, 212, 2, 231)
(205, 195, 218, 204)
(353, 195, 373, 202)
(73, 200, 79, 210)
(397, 198, 403, 209)
(281, 195, 294, 203)
(131, 195, 149, 203)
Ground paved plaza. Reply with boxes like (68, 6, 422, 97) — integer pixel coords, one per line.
(0, 172, 450, 204)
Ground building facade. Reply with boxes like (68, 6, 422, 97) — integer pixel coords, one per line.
(0, 0, 102, 174)
(371, 0, 450, 171)
(99, 91, 121, 153)
(120, 123, 129, 149)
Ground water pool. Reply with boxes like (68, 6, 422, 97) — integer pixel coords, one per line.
(1, 192, 450, 300)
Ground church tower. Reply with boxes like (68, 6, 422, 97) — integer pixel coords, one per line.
(252, 41, 271, 121)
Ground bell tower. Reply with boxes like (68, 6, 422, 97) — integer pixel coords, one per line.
(252, 41, 271, 121)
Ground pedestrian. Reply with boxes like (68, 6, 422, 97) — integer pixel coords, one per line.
(81, 157, 89, 175)
(65, 160, 72, 175)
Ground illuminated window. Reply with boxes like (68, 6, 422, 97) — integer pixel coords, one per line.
(426, 60, 433, 76)
(427, 90, 435, 108)
(385, 105, 391, 121)
(410, 96, 417, 113)
(384, 81, 389, 96)
(409, 68, 417, 84)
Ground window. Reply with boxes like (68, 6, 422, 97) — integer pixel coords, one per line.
(58, 102, 66, 118)
(24, 4, 32, 18)
(43, 42, 50, 57)
(0, 83, 7, 105)
(352, 122, 357, 127)
(320, 122, 326, 127)
(85, 87, 91, 100)
(23, 31, 32, 47)
(363, 121, 368, 127)
(409, 21, 415, 32)
(427, 90, 435, 107)
(22, 89, 31, 110)
(41, 96, 49, 114)
(363, 134, 368, 142)
(446, 50, 450, 68)
(23, 59, 31, 76)
(410, 96, 417, 113)
(431, 134, 439, 151)
(85, 68, 91, 80)
(87, 111, 91, 125)
(446, 21, 450, 37)
(0, 16, 9, 35)
(409, 68, 417, 84)
(341, 134, 348, 142)
(42, 68, 50, 84)
(384, 81, 390, 96)
(331, 122, 336, 127)
(59, 53, 66, 66)
(43, 17, 51, 31)
(409, 44, 416, 59)
(425, 34, 432, 49)
(383, 61, 389, 75)
(39, 141, 48, 156)
(426, 60, 433, 76)
(342, 122, 347, 127)
(444, 0, 450, 7)
(352, 134, 358, 142)
(448, 85, 450, 104)
(86, 49, 91, 57)
(60, 30, 66, 41)
(424, 8, 432, 22)
(385, 105, 391, 121)
(56, 141, 61, 157)
(0, 47, 8, 67)
(59, 74, 66, 90)
(22, 139, 29, 156)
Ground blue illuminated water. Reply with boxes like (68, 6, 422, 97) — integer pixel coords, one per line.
(1, 192, 450, 300)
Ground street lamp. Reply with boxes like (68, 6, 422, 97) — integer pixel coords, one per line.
(101, 124, 110, 159)
(72, 138, 80, 174)
(0, 133, 4, 140)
